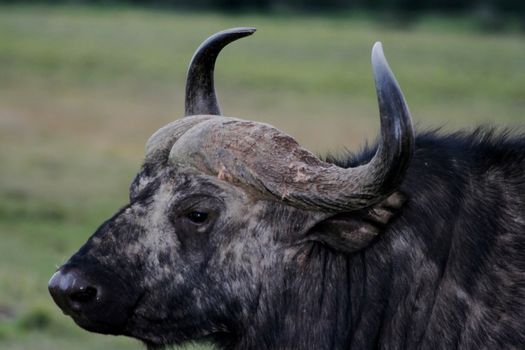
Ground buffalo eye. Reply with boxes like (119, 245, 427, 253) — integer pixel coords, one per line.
(186, 210, 209, 224)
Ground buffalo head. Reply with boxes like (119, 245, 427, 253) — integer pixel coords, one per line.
(49, 28, 414, 348)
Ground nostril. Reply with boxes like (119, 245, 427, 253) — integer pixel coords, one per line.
(69, 286, 97, 303)
(49, 269, 100, 314)
(49, 265, 136, 332)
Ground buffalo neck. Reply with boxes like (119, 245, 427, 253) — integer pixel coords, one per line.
(217, 129, 525, 350)
(220, 242, 397, 350)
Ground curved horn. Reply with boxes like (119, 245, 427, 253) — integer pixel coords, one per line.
(170, 42, 413, 212)
(185, 27, 256, 117)
(299, 41, 414, 210)
(365, 42, 414, 198)
(294, 41, 414, 210)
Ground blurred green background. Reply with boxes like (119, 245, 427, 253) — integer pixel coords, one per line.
(0, 3, 524, 350)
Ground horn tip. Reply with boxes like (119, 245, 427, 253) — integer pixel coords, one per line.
(226, 27, 257, 36)
(372, 41, 383, 52)
(371, 41, 386, 68)
(371, 41, 393, 85)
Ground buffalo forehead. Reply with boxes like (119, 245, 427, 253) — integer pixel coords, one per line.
(142, 115, 331, 205)
(170, 117, 315, 162)
(168, 117, 324, 183)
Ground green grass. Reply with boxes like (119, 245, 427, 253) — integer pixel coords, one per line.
(0, 4, 524, 350)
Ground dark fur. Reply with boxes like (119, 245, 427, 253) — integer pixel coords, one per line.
(260, 127, 525, 350)
(58, 127, 525, 350)
(214, 128, 525, 349)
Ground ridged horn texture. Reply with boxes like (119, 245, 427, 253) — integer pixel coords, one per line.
(166, 40, 414, 212)
(184, 27, 256, 117)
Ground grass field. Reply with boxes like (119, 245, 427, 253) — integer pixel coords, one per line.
(0, 4, 524, 350)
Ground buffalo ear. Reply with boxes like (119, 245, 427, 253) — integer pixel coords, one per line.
(305, 192, 406, 253)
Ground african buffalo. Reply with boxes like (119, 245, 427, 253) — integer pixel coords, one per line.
(49, 28, 525, 350)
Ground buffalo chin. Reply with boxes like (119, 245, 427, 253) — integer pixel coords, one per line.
(71, 315, 126, 336)
(125, 317, 221, 350)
